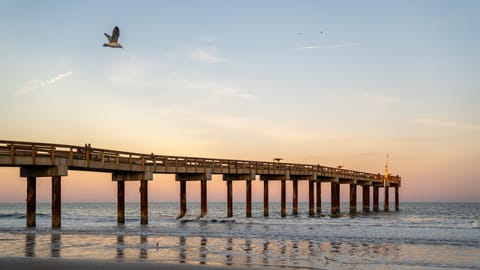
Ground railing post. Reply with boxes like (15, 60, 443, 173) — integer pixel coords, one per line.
(10, 143, 15, 164)
(31, 145, 36, 165)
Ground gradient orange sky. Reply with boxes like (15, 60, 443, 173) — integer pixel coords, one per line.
(1, 1, 479, 202)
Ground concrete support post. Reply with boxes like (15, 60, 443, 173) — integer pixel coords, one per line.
(201, 179, 207, 217)
(316, 181, 321, 215)
(179, 181, 187, 218)
(349, 184, 357, 214)
(384, 186, 389, 212)
(246, 180, 252, 218)
(395, 186, 399, 211)
(292, 180, 298, 216)
(51, 176, 61, 228)
(26, 177, 36, 228)
(362, 185, 370, 212)
(263, 180, 269, 217)
(117, 181, 125, 224)
(308, 180, 314, 217)
(140, 180, 148, 224)
(331, 182, 340, 215)
(373, 186, 379, 212)
(227, 180, 233, 218)
(281, 180, 286, 217)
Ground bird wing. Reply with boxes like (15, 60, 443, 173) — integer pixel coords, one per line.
(104, 33, 112, 42)
(111, 26, 120, 42)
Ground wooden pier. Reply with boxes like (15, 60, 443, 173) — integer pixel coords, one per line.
(0, 140, 401, 228)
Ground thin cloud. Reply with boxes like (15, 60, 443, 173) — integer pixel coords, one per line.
(297, 43, 361, 50)
(176, 79, 256, 100)
(415, 118, 480, 130)
(363, 93, 400, 105)
(16, 70, 73, 95)
(190, 47, 226, 63)
(106, 56, 255, 100)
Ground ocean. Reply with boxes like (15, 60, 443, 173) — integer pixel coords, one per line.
(0, 202, 479, 269)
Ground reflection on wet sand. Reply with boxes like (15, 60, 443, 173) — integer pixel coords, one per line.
(199, 236, 207, 264)
(245, 238, 252, 265)
(24, 233, 35, 257)
(178, 236, 186, 263)
(16, 232, 403, 268)
(226, 238, 233, 265)
(263, 240, 269, 265)
(50, 233, 60, 258)
(116, 234, 124, 261)
(139, 234, 148, 260)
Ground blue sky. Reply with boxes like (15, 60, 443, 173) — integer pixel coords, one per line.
(1, 1, 479, 201)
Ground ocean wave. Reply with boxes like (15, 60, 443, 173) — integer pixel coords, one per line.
(0, 213, 25, 219)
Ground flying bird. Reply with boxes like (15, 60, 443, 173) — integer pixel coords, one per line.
(103, 26, 123, 48)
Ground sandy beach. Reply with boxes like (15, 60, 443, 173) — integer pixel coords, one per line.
(0, 257, 279, 270)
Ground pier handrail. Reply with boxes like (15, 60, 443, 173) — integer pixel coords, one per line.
(0, 140, 401, 183)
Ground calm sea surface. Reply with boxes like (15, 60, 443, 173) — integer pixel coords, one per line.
(0, 202, 479, 269)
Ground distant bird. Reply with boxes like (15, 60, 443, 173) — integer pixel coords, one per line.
(103, 26, 123, 48)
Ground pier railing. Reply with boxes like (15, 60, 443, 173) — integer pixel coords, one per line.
(0, 140, 401, 184)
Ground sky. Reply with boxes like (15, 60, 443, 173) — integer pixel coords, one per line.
(1, 0, 479, 203)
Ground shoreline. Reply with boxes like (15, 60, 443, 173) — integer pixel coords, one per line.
(0, 257, 282, 270)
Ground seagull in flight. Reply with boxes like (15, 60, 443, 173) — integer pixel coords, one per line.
(103, 26, 123, 48)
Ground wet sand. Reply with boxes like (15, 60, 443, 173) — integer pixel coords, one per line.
(0, 257, 283, 270)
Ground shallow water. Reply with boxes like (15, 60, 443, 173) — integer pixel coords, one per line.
(0, 202, 479, 269)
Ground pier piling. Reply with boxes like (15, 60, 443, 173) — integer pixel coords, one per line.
(308, 181, 315, 217)
(264, 180, 269, 217)
(395, 186, 399, 211)
(373, 186, 379, 212)
(179, 181, 186, 218)
(117, 181, 125, 224)
(227, 180, 233, 217)
(349, 183, 357, 214)
(292, 180, 298, 216)
(246, 180, 252, 218)
(362, 185, 370, 212)
(384, 186, 389, 212)
(201, 179, 207, 218)
(316, 181, 321, 216)
(52, 176, 61, 228)
(140, 180, 148, 224)
(331, 182, 340, 215)
(281, 180, 286, 217)
(26, 176, 36, 227)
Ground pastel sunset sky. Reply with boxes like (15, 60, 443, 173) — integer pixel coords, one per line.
(1, 1, 479, 203)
